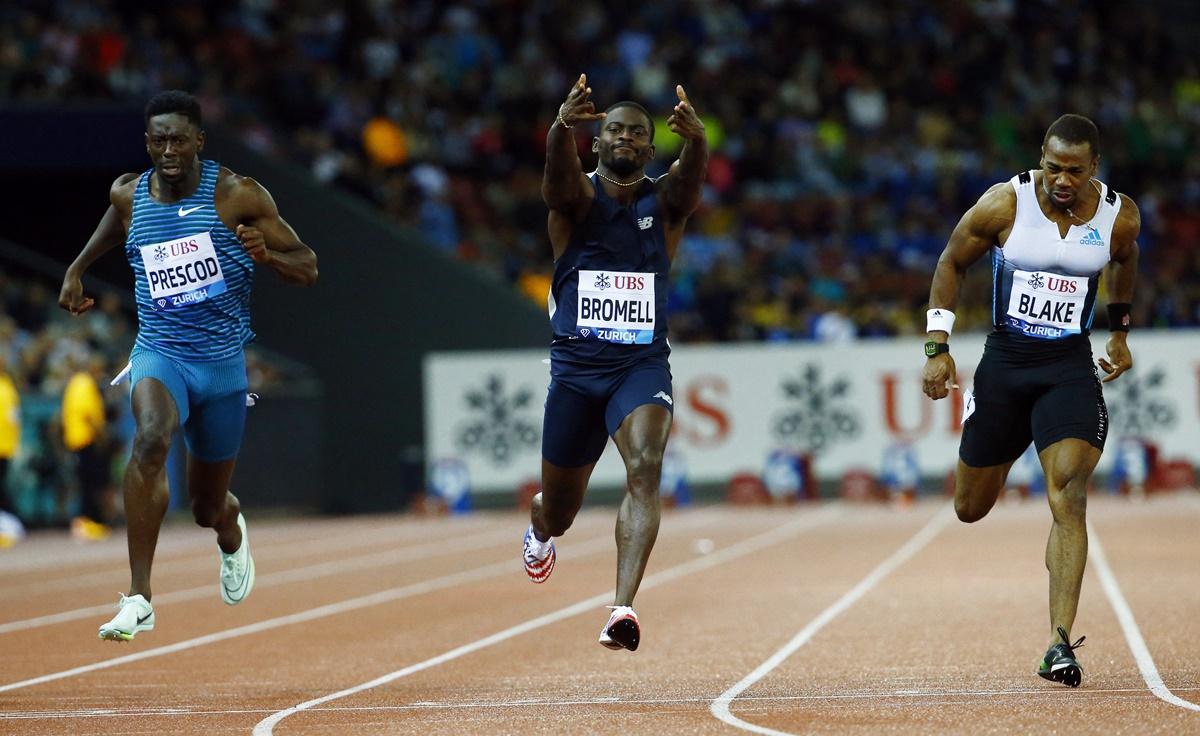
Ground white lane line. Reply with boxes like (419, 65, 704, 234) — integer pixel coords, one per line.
(1, 518, 510, 596)
(1088, 519, 1200, 712)
(710, 506, 955, 736)
(0, 511, 722, 694)
(252, 505, 844, 735)
(9, 685, 1197, 720)
(0, 525, 521, 635)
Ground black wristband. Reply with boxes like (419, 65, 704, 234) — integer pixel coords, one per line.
(1108, 303, 1132, 332)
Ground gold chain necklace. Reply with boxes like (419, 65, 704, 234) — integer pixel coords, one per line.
(596, 171, 647, 188)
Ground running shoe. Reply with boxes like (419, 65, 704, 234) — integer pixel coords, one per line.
(523, 525, 555, 583)
(1038, 626, 1085, 687)
(598, 605, 640, 651)
(98, 593, 154, 641)
(219, 513, 256, 605)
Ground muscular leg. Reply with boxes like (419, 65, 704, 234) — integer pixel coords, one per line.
(611, 405, 671, 606)
(532, 460, 595, 541)
(187, 456, 242, 554)
(1039, 438, 1100, 648)
(954, 457, 1018, 523)
(125, 379, 179, 601)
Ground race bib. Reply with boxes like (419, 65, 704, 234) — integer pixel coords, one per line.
(1006, 270, 1088, 339)
(140, 231, 227, 311)
(576, 270, 655, 344)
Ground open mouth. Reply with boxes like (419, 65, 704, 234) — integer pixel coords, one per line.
(1052, 190, 1073, 204)
(161, 162, 181, 175)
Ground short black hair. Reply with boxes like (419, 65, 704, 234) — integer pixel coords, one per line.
(144, 90, 202, 129)
(604, 101, 654, 142)
(1044, 114, 1099, 156)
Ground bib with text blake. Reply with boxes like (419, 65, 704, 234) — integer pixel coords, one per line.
(1006, 270, 1088, 340)
(139, 231, 227, 311)
(576, 270, 655, 344)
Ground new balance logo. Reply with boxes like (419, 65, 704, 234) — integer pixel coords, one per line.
(1079, 227, 1104, 246)
(178, 205, 207, 217)
(653, 390, 673, 406)
(637, 216, 653, 230)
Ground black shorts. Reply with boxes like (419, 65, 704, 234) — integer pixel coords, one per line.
(541, 357, 674, 468)
(959, 343, 1108, 468)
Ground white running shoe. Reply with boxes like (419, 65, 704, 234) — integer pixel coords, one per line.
(98, 593, 155, 641)
(523, 525, 556, 583)
(598, 605, 640, 651)
(219, 513, 256, 605)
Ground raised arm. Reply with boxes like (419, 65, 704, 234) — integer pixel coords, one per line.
(543, 74, 605, 257)
(224, 174, 318, 286)
(922, 182, 1014, 400)
(1097, 195, 1140, 382)
(659, 85, 708, 223)
(59, 174, 137, 315)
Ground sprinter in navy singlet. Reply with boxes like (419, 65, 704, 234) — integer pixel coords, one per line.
(521, 75, 708, 651)
(59, 91, 318, 641)
(922, 115, 1140, 688)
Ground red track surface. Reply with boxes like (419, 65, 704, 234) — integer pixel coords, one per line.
(1, 494, 1197, 735)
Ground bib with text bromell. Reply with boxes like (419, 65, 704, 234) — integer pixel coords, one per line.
(575, 270, 655, 344)
(139, 231, 228, 311)
(1005, 270, 1089, 339)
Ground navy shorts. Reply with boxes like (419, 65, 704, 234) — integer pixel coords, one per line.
(959, 346, 1108, 468)
(129, 346, 249, 462)
(542, 358, 674, 468)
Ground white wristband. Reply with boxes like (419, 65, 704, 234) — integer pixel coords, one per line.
(926, 308, 956, 335)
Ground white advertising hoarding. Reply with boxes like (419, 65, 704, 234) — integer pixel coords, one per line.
(425, 331, 1200, 493)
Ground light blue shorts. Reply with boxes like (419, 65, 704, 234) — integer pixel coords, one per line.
(129, 346, 248, 462)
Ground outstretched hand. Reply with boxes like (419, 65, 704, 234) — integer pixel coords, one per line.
(557, 74, 606, 128)
(1098, 334, 1132, 382)
(58, 273, 94, 316)
(666, 85, 705, 142)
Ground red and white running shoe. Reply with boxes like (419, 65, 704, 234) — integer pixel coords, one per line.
(523, 525, 555, 583)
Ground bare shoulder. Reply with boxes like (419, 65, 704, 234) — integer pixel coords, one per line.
(1114, 193, 1141, 238)
(109, 172, 140, 211)
(217, 166, 267, 197)
(968, 181, 1015, 232)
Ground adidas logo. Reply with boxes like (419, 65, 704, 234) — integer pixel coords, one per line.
(1079, 227, 1105, 247)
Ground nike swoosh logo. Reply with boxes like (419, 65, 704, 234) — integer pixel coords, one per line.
(136, 612, 152, 625)
(178, 205, 207, 216)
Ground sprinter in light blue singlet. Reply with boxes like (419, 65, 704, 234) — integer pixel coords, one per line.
(922, 114, 1141, 688)
(59, 91, 318, 642)
(521, 75, 708, 652)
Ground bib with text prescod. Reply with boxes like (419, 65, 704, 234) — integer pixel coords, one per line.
(1005, 270, 1089, 340)
(140, 231, 227, 311)
(576, 270, 655, 344)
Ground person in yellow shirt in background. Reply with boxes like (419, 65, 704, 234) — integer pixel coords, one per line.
(62, 356, 111, 542)
(0, 354, 23, 548)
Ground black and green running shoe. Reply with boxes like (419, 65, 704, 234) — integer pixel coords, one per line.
(1038, 626, 1086, 687)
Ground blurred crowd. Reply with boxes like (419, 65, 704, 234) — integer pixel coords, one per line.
(2, 0, 1199, 344)
(0, 267, 290, 541)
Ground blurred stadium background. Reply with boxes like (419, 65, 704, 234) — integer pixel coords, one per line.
(1, 0, 1198, 535)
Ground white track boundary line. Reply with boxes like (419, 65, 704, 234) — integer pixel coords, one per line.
(9, 685, 1198, 721)
(710, 506, 954, 735)
(1087, 519, 1200, 712)
(0, 531, 623, 695)
(0, 511, 723, 694)
(0, 525, 523, 635)
(251, 505, 844, 735)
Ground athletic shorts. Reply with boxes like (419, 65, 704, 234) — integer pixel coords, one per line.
(959, 345, 1108, 468)
(129, 346, 248, 462)
(542, 357, 674, 468)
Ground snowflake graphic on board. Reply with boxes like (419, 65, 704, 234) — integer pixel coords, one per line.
(456, 374, 540, 465)
(771, 364, 861, 454)
(593, 273, 611, 291)
(154, 245, 168, 262)
(1028, 272, 1045, 290)
(1103, 364, 1176, 437)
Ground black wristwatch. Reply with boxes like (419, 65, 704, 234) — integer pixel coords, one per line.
(924, 340, 950, 358)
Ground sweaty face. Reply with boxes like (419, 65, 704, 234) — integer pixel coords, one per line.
(145, 113, 204, 184)
(595, 107, 654, 177)
(1040, 136, 1097, 210)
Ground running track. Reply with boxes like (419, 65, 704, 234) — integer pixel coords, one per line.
(1, 493, 1197, 735)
